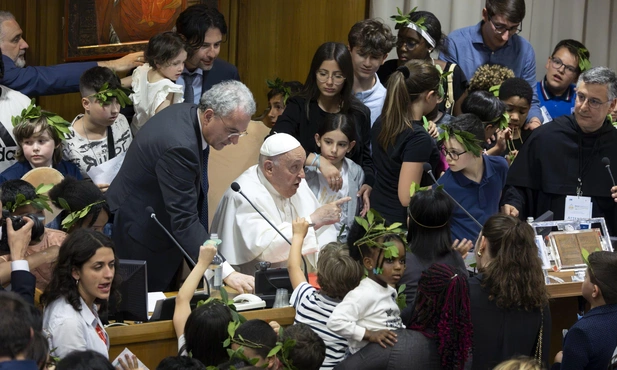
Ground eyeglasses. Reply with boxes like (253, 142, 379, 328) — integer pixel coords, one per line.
(488, 16, 522, 35)
(550, 57, 578, 74)
(443, 149, 468, 160)
(575, 93, 611, 110)
(316, 70, 346, 85)
(396, 38, 420, 50)
(218, 115, 248, 138)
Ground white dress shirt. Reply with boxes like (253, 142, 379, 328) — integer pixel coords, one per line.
(43, 296, 110, 359)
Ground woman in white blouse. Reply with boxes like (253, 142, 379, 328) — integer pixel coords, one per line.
(41, 229, 118, 359)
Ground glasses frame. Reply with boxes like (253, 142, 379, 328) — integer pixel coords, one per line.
(575, 93, 611, 110)
(550, 57, 578, 74)
(443, 148, 468, 160)
(396, 37, 420, 51)
(488, 16, 522, 35)
(218, 115, 248, 138)
(315, 70, 346, 86)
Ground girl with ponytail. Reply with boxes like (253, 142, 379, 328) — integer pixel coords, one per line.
(470, 214, 550, 369)
(370, 59, 441, 225)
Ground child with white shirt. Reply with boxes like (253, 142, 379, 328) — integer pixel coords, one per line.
(327, 212, 406, 355)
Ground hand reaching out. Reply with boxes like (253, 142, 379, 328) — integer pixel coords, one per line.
(310, 197, 351, 229)
(292, 217, 309, 239)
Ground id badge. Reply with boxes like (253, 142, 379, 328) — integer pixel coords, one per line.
(564, 195, 592, 220)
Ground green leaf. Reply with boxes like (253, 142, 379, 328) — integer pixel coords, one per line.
(422, 116, 429, 131)
(220, 285, 229, 303)
(367, 209, 374, 225)
(398, 284, 406, 294)
(387, 222, 403, 230)
(267, 344, 282, 358)
(581, 248, 591, 267)
(354, 216, 369, 231)
(57, 197, 71, 211)
(383, 244, 399, 259)
(36, 183, 53, 194)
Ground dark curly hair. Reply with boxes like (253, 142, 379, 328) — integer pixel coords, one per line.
(499, 77, 533, 105)
(40, 229, 120, 312)
(49, 177, 109, 232)
(480, 214, 549, 310)
(408, 263, 472, 370)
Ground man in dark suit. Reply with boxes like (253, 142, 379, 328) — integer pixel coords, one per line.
(0, 11, 142, 97)
(175, 4, 240, 104)
(107, 80, 256, 292)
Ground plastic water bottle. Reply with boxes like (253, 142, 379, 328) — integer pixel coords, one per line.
(204, 233, 223, 293)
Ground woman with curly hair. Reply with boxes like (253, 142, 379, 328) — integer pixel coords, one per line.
(41, 229, 119, 359)
(470, 214, 550, 369)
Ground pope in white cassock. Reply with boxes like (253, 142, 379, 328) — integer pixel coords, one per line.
(212, 133, 350, 275)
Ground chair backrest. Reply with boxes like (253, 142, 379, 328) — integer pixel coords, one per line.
(207, 121, 271, 225)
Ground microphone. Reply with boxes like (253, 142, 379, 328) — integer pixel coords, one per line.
(231, 182, 308, 279)
(602, 157, 616, 187)
(422, 163, 483, 230)
(146, 206, 196, 267)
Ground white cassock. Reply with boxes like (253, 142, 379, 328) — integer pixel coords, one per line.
(211, 164, 337, 275)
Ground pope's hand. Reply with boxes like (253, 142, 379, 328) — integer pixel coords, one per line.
(310, 197, 351, 229)
(223, 271, 255, 294)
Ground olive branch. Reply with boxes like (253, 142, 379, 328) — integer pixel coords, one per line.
(266, 77, 292, 105)
(11, 99, 71, 140)
(390, 7, 425, 30)
(3, 183, 53, 213)
(56, 198, 105, 231)
(88, 82, 133, 108)
(353, 209, 407, 274)
(577, 48, 591, 72)
(438, 124, 483, 157)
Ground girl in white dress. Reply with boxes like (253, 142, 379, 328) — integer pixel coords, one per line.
(130, 31, 187, 134)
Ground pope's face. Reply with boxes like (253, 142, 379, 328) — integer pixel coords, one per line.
(264, 147, 306, 198)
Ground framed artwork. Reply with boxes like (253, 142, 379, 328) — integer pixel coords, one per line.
(64, 0, 217, 61)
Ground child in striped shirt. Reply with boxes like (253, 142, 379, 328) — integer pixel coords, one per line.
(288, 218, 364, 370)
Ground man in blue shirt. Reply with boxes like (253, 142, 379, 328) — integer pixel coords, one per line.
(440, 0, 543, 130)
(537, 39, 590, 123)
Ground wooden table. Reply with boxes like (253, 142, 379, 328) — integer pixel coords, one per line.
(108, 283, 583, 369)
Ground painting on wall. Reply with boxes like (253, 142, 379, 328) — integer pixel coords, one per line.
(64, 0, 217, 61)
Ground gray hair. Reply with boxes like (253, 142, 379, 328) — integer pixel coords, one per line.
(199, 80, 256, 118)
(258, 153, 281, 169)
(0, 11, 15, 41)
(578, 66, 617, 101)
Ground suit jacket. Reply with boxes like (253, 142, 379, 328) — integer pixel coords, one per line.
(0, 55, 97, 97)
(107, 103, 208, 291)
(0, 270, 36, 305)
(202, 58, 240, 93)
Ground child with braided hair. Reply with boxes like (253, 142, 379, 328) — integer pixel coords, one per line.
(327, 212, 406, 356)
(408, 263, 473, 370)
